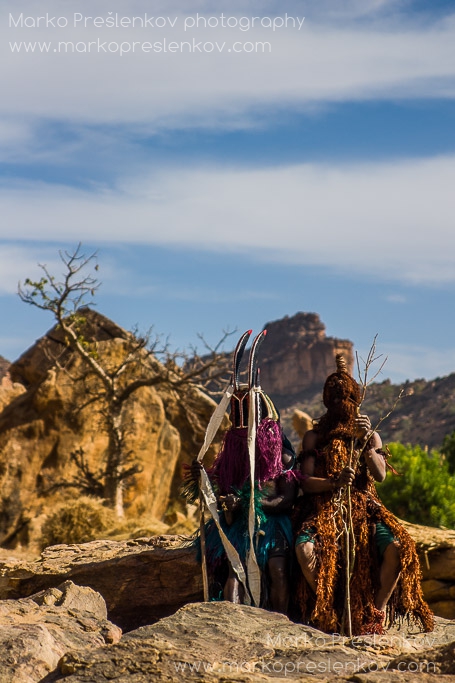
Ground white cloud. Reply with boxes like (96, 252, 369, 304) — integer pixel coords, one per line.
(0, 244, 63, 294)
(1, 154, 453, 285)
(368, 343, 455, 383)
(384, 294, 407, 304)
(1, 1, 454, 135)
(0, 119, 35, 158)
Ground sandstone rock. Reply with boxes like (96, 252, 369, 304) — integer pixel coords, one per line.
(0, 372, 25, 413)
(400, 522, 455, 618)
(2, 523, 455, 633)
(387, 640, 455, 675)
(291, 409, 313, 440)
(0, 354, 9, 381)
(258, 312, 354, 406)
(0, 536, 203, 632)
(423, 600, 455, 620)
(421, 579, 455, 603)
(0, 309, 226, 546)
(421, 548, 455, 583)
(47, 602, 455, 683)
(0, 579, 120, 683)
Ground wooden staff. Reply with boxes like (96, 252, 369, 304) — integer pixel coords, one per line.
(199, 496, 209, 602)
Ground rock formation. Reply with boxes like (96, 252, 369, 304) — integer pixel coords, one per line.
(0, 536, 202, 631)
(408, 522, 455, 620)
(0, 525, 454, 681)
(362, 374, 455, 450)
(1, 522, 454, 628)
(0, 370, 26, 413)
(258, 312, 353, 407)
(0, 354, 10, 380)
(55, 602, 455, 683)
(0, 580, 120, 683)
(0, 309, 227, 547)
(26, 602, 455, 682)
(291, 409, 313, 441)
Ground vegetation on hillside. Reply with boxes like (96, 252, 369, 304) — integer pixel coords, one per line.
(283, 374, 455, 452)
(377, 441, 455, 529)
(441, 429, 455, 475)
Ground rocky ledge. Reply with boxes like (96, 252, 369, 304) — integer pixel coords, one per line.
(3, 599, 455, 683)
(2, 522, 455, 629)
(0, 580, 121, 683)
(0, 535, 201, 632)
(1, 528, 455, 682)
(55, 602, 455, 682)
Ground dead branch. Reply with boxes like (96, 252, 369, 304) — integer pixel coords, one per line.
(356, 334, 388, 406)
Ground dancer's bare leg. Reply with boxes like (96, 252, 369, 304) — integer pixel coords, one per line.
(375, 541, 401, 612)
(296, 541, 318, 594)
(224, 565, 245, 603)
(268, 556, 289, 614)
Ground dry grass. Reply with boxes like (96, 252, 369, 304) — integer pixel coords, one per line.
(40, 496, 116, 549)
(36, 496, 199, 549)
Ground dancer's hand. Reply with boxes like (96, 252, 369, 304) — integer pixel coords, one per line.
(334, 466, 355, 488)
(355, 414, 372, 439)
(219, 494, 241, 513)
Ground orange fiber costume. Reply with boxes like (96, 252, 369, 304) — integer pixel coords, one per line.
(293, 362, 434, 635)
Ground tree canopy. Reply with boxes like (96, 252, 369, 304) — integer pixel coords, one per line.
(377, 442, 455, 529)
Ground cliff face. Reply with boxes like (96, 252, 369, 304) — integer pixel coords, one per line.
(0, 355, 9, 381)
(258, 312, 353, 407)
(0, 310, 224, 547)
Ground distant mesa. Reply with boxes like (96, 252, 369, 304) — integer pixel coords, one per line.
(258, 312, 353, 408)
(0, 355, 10, 381)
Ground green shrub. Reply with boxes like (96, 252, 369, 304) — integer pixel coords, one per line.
(40, 496, 114, 549)
(377, 442, 455, 529)
(441, 429, 455, 474)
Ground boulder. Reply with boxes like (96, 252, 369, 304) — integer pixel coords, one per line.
(401, 521, 455, 621)
(0, 579, 120, 683)
(47, 602, 455, 682)
(0, 309, 227, 546)
(291, 409, 313, 440)
(0, 536, 203, 632)
(0, 372, 25, 413)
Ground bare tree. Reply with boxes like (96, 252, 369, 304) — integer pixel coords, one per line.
(18, 244, 232, 517)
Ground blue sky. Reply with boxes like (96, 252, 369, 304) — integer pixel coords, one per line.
(1, 0, 455, 383)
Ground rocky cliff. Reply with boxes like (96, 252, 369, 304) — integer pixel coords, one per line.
(258, 312, 353, 407)
(0, 309, 226, 548)
(0, 354, 9, 380)
(256, 312, 455, 449)
(1, 530, 455, 682)
(1, 523, 454, 626)
(287, 374, 455, 450)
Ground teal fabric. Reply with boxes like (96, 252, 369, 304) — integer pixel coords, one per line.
(295, 526, 316, 547)
(203, 511, 293, 571)
(375, 521, 395, 559)
(199, 482, 293, 571)
(295, 521, 395, 559)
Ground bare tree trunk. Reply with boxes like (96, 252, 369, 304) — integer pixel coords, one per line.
(103, 472, 125, 519)
(103, 406, 125, 519)
(115, 481, 125, 519)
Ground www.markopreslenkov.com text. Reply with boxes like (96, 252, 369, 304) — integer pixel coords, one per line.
(172, 657, 437, 676)
(9, 38, 272, 55)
